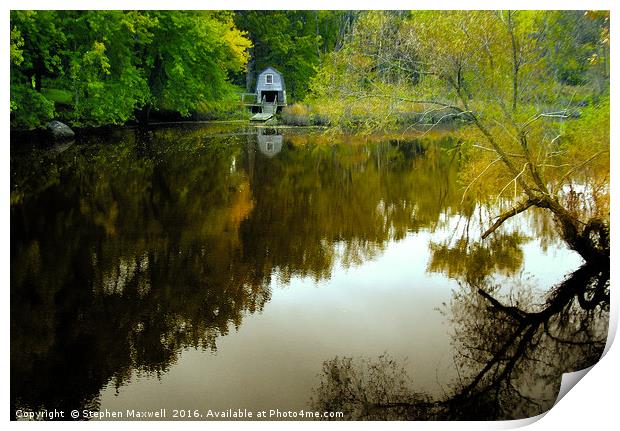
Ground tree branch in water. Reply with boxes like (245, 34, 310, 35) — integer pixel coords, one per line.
(481, 199, 538, 239)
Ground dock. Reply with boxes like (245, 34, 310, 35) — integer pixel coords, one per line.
(250, 98, 278, 122)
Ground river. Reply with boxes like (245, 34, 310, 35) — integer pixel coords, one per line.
(11, 123, 604, 420)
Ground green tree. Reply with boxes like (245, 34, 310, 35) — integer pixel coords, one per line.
(10, 11, 64, 128)
(234, 11, 355, 101)
(61, 11, 156, 125)
(10, 11, 251, 128)
(542, 11, 608, 86)
(139, 11, 251, 121)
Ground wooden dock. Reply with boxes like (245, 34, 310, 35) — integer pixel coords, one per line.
(250, 98, 278, 122)
(251, 112, 274, 121)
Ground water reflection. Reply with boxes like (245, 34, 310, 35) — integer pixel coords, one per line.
(10, 125, 587, 419)
(308, 195, 608, 420)
(12, 128, 271, 416)
(429, 231, 526, 285)
(256, 128, 283, 157)
(311, 260, 609, 420)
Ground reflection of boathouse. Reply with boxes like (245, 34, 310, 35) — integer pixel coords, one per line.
(257, 129, 283, 157)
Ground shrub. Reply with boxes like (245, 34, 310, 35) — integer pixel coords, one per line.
(10, 85, 55, 129)
(310, 113, 330, 126)
(281, 103, 311, 126)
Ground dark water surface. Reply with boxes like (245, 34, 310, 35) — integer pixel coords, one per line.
(11, 124, 604, 420)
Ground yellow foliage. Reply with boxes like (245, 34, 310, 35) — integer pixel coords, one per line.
(285, 103, 310, 116)
(226, 180, 255, 228)
(281, 103, 312, 126)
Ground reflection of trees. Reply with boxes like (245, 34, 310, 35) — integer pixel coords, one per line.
(427, 195, 569, 285)
(445, 262, 608, 419)
(311, 260, 609, 420)
(11, 129, 270, 416)
(429, 232, 525, 285)
(242, 134, 462, 282)
(11, 127, 462, 416)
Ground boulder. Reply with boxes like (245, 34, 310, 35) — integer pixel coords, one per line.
(47, 120, 75, 140)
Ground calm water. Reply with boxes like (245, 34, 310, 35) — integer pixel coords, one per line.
(11, 124, 600, 420)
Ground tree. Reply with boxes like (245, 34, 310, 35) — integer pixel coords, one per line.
(138, 11, 251, 121)
(9, 11, 252, 128)
(307, 11, 421, 128)
(234, 11, 355, 101)
(61, 11, 156, 125)
(10, 11, 63, 128)
(310, 11, 609, 263)
(409, 11, 609, 263)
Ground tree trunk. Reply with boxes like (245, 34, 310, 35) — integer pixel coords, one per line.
(507, 12, 519, 112)
(245, 47, 255, 93)
(34, 60, 43, 92)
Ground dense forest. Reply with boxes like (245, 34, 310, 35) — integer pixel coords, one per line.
(10, 11, 609, 130)
(10, 11, 250, 128)
(9, 10, 352, 128)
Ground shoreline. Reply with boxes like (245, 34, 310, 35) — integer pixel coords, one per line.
(10, 118, 464, 150)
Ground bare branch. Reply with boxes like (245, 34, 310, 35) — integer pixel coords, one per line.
(449, 81, 537, 201)
(477, 288, 528, 322)
(538, 163, 571, 169)
(496, 163, 528, 201)
(481, 198, 537, 239)
(339, 89, 468, 115)
(472, 144, 526, 159)
(419, 110, 472, 137)
(521, 110, 570, 130)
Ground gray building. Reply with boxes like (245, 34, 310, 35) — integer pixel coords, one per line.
(254, 67, 287, 105)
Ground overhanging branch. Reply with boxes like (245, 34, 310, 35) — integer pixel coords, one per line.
(481, 198, 538, 239)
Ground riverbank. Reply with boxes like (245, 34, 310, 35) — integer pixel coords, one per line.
(10, 116, 464, 151)
(10, 97, 470, 138)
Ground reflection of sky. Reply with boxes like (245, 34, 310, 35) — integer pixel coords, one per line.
(100, 225, 583, 414)
(519, 240, 583, 286)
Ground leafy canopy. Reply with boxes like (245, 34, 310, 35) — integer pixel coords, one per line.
(10, 11, 252, 128)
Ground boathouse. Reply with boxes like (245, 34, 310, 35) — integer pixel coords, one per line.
(254, 67, 287, 105)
